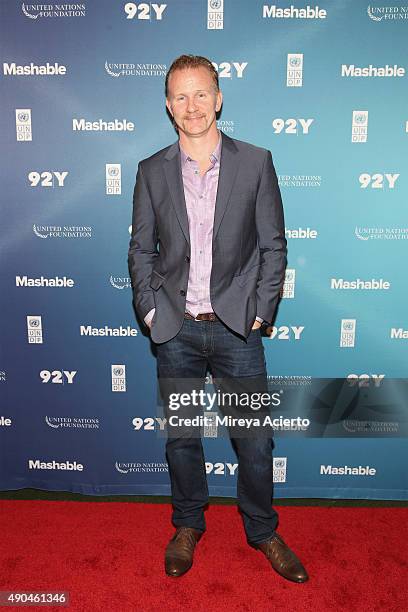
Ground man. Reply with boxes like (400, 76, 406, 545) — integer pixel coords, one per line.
(128, 55, 308, 583)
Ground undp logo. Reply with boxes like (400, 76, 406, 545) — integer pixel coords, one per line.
(274, 458, 286, 469)
(108, 166, 119, 177)
(28, 318, 40, 328)
(343, 321, 354, 331)
(354, 113, 368, 125)
(112, 367, 124, 377)
(210, 0, 222, 8)
(289, 56, 302, 67)
(17, 111, 30, 122)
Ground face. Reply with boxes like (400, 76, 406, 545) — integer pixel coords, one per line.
(166, 66, 222, 138)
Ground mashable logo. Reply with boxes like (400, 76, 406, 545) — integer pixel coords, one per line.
(80, 325, 138, 337)
(390, 328, 408, 339)
(16, 276, 74, 288)
(3, 62, 66, 75)
(263, 5, 327, 19)
(320, 465, 376, 476)
(28, 459, 84, 471)
(331, 278, 390, 290)
(341, 64, 405, 77)
(73, 118, 134, 131)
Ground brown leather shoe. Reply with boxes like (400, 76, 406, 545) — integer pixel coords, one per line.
(165, 527, 203, 577)
(256, 533, 308, 583)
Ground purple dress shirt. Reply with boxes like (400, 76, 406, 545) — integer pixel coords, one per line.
(181, 133, 221, 317)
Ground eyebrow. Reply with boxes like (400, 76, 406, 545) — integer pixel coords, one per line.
(173, 89, 210, 96)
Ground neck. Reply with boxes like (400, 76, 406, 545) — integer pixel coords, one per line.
(179, 126, 220, 161)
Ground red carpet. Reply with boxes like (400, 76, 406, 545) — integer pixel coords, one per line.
(0, 501, 407, 611)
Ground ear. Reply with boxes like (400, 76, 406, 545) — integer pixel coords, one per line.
(215, 90, 223, 112)
(166, 99, 173, 116)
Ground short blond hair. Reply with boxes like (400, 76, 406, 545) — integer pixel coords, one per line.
(165, 54, 219, 97)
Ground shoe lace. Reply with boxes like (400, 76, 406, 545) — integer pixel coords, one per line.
(266, 535, 298, 569)
(174, 528, 197, 551)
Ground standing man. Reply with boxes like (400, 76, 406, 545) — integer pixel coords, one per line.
(128, 55, 308, 583)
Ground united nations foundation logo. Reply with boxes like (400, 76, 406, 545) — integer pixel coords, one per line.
(268, 375, 312, 387)
(367, 4, 408, 21)
(115, 461, 168, 474)
(45, 416, 100, 429)
(217, 119, 234, 134)
(105, 61, 167, 78)
(343, 420, 399, 434)
(279, 175, 321, 187)
(33, 224, 92, 239)
(22, 3, 86, 19)
(355, 226, 408, 241)
(109, 275, 132, 290)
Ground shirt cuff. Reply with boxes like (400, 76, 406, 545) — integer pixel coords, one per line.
(255, 316, 264, 324)
(144, 308, 156, 327)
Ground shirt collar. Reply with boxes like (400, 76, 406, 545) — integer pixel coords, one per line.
(179, 130, 222, 166)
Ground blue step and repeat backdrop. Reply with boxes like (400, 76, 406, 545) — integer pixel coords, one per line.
(1, 1, 407, 500)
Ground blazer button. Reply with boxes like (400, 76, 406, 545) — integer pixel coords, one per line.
(185, 256, 190, 262)
(180, 290, 186, 296)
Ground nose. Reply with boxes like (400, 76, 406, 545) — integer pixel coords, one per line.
(186, 96, 198, 113)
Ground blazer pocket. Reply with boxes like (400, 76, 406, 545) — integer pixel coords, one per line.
(233, 265, 260, 287)
(149, 269, 166, 291)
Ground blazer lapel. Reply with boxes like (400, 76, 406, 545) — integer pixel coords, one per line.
(213, 132, 240, 241)
(163, 132, 240, 247)
(164, 142, 190, 246)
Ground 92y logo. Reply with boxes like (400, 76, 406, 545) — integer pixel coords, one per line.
(124, 3, 167, 20)
(28, 171, 68, 187)
(40, 370, 76, 384)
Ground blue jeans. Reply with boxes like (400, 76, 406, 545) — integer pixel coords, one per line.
(156, 316, 279, 545)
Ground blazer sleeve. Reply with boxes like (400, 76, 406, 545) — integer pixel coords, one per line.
(255, 150, 287, 324)
(128, 162, 158, 321)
